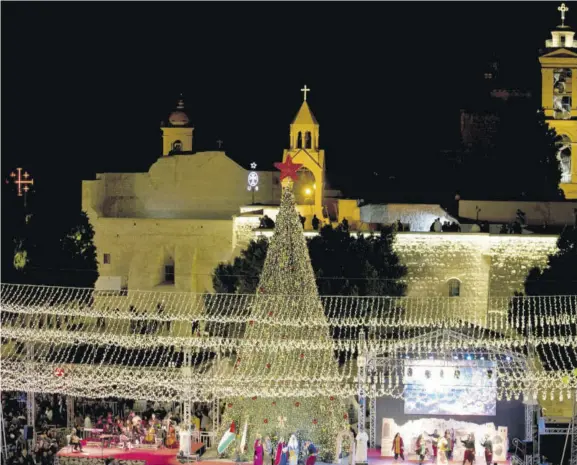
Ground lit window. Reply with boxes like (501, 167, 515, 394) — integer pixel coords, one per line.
(448, 278, 460, 297)
(103, 254, 111, 265)
(165, 265, 175, 284)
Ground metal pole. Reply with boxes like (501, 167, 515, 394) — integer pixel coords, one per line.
(357, 330, 367, 435)
(66, 397, 75, 429)
(561, 390, 577, 465)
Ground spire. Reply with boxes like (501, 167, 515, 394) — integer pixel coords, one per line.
(292, 86, 318, 125)
(292, 101, 318, 125)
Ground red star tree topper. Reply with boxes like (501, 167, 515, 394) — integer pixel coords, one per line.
(274, 154, 302, 182)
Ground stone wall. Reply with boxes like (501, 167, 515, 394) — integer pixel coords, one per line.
(393, 233, 558, 319)
(82, 152, 280, 221)
(89, 217, 235, 293)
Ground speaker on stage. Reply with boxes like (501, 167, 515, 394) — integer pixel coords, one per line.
(24, 425, 34, 440)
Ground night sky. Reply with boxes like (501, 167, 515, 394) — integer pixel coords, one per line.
(1, 2, 563, 218)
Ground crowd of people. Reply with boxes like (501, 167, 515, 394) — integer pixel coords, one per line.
(429, 219, 463, 233)
(1, 393, 216, 464)
(252, 434, 318, 465)
(393, 430, 494, 465)
(1, 393, 66, 465)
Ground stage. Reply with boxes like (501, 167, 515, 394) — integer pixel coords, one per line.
(56, 447, 511, 465)
(56, 443, 204, 465)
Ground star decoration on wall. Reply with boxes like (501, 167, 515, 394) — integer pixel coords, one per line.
(250, 162, 257, 170)
(274, 155, 302, 182)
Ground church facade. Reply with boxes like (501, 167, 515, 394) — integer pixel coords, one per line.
(83, 92, 572, 319)
(539, 5, 577, 198)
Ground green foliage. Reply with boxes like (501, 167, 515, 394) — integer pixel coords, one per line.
(461, 105, 564, 201)
(213, 238, 269, 293)
(219, 186, 348, 462)
(523, 226, 577, 296)
(213, 224, 407, 297)
(309, 225, 407, 296)
(59, 211, 99, 288)
(218, 397, 347, 462)
(10, 209, 98, 288)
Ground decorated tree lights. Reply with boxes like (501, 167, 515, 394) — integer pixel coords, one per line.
(217, 156, 349, 461)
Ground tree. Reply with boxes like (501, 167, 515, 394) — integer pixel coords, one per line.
(213, 225, 407, 297)
(523, 226, 577, 297)
(217, 182, 347, 462)
(460, 104, 564, 201)
(10, 210, 98, 288)
(59, 211, 99, 288)
(213, 238, 269, 293)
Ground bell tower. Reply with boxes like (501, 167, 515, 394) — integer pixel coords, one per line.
(160, 96, 194, 156)
(539, 3, 577, 198)
(282, 86, 326, 220)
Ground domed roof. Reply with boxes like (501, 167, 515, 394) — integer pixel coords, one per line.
(168, 98, 190, 126)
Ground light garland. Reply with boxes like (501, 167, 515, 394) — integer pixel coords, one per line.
(1, 193, 576, 406)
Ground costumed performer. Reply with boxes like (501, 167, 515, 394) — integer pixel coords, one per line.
(70, 431, 83, 452)
(275, 437, 288, 465)
(254, 434, 264, 465)
(427, 430, 440, 460)
(288, 435, 299, 465)
(355, 428, 369, 464)
(461, 433, 475, 465)
(264, 436, 273, 465)
(305, 440, 319, 465)
(446, 430, 455, 461)
(436, 434, 448, 465)
(392, 433, 405, 462)
(480, 435, 493, 465)
(416, 435, 427, 465)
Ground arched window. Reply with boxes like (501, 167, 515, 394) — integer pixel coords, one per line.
(556, 135, 572, 183)
(297, 132, 303, 149)
(172, 140, 183, 152)
(305, 132, 312, 149)
(447, 278, 461, 297)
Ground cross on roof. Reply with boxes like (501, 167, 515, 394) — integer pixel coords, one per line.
(301, 85, 310, 101)
(217, 140, 223, 149)
(559, 3, 569, 26)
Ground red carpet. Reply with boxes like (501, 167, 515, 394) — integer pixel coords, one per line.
(57, 444, 204, 465)
(57, 447, 510, 465)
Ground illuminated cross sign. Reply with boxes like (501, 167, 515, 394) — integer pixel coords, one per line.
(9, 167, 34, 197)
(247, 162, 259, 192)
(559, 3, 569, 26)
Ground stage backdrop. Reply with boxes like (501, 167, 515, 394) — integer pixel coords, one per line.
(375, 396, 525, 447)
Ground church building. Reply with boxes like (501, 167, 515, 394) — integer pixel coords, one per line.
(82, 94, 343, 293)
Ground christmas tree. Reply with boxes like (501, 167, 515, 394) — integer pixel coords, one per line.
(217, 156, 349, 461)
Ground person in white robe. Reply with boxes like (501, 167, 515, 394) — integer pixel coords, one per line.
(355, 429, 369, 463)
(288, 434, 299, 465)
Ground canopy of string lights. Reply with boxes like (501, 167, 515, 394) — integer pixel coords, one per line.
(1, 283, 576, 401)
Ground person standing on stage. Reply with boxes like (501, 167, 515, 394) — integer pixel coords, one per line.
(254, 434, 264, 465)
(287, 434, 299, 465)
(264, 437, 273, 465)
(480, 435, 492, 465)
(444, 431, 454, 461)
(392, 433, 405, 462)
(275, 437, 288, 465)
(436, 434, 448, 465)
(416, 435, 427, 465)
(427, 430, 440, 461)
(461, 433, 475, 465)
(304, 441, 318, 465)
